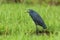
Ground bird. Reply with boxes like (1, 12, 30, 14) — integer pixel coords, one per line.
(27, 9, 47, 34)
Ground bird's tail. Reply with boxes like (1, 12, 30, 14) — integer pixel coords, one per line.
(43, 24, 47, 29)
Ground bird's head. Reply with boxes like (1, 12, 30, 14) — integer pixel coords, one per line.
(27, 9, 34, 13)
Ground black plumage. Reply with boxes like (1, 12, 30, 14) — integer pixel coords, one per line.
(27, 9, 47, 34)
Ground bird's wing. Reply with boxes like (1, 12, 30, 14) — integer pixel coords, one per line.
(35, 14, 45, 25)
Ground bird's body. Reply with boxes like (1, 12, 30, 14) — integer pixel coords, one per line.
(27, 9, 47, 34)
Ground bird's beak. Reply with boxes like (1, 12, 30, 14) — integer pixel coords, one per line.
(27, 10, 29, 13)
(24, 9, 29, 13)
(24, 10, 27, 13)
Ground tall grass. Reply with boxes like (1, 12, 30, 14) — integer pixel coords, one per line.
(0, 4, 60, 40)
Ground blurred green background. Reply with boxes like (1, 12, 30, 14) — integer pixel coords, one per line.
(0, 0, 60, 5)
(0, 0, 60, 40)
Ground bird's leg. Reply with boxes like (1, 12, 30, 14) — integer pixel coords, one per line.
(36, 25, 39, 34)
